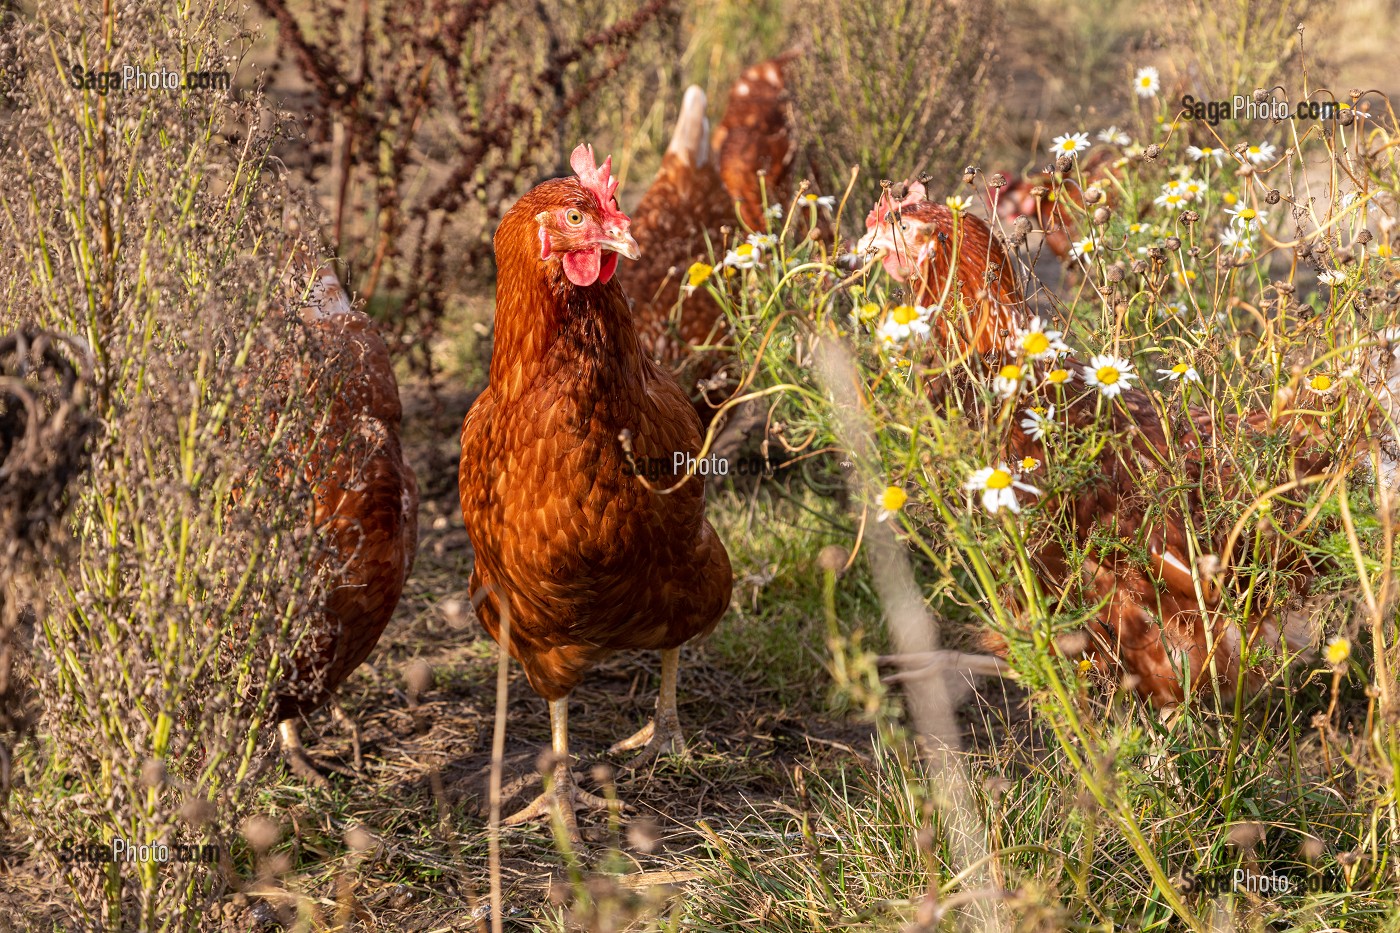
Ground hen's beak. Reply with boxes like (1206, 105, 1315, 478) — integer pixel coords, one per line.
(602, 227, 640, 261)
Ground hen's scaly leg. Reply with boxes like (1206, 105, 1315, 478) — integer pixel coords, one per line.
(505, 696, 618, 846)
(328, 698, 364, 773)
(609, 648, 687, 768)
(279, 719, 331, 790)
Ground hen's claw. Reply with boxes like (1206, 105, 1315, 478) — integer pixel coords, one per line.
(504, 761, 622, 847)
(608, 714, 688, 769)
(283, 745, 332, 790)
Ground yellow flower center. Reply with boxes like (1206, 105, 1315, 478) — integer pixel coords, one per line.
(1223, 192, 1238, 205)
(998, 364, 1023, 381)
(880, 486, 908, 512)
(1021, 457, 1039, 472)
(1326, 637, 1351, 665)
(1239, 208, 1257, 221)
(1047, 369, 1069, 384)
(892, 305, 918, 325)
(1096, 365, 1121, 385)
(1022, 332, 1050, 355)
(1082, 240, 1096, 252)
(1032, 406, 1046, 415)
(1310, 374, 1333, 392)
(687, 262, 713, 287)
(736, 244, 754, 256)
(1172, 363, 1189, 375)
(985, 469, 1013, 490)
(860, 302, 881, 321)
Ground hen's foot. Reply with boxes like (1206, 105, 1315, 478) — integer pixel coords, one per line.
(503, 760, 621, 847)
(329, 699, 364, 773)
(607, 711, 687, 770)
(283, 744, 332, 790)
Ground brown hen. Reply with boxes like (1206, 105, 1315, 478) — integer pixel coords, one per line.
(712, 54, 796, 232)
(459, 144, 732, 841)
(860, 183, 1357, 705)
(277, 268, 420, 784)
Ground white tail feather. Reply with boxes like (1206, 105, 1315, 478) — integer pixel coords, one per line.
(668, 85, 710, 168)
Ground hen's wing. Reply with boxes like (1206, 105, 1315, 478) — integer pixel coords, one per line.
(278, 271, 419, 719)
(715, 54, 795, 232)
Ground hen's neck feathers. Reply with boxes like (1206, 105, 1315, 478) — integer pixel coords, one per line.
(490, 182, 647, 403)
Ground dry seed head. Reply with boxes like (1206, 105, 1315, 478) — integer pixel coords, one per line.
(990, 173, 1007, 188)
(1188, 246, 1200, 258)
(180, 797, 216, 828)
(1132, 259, 1148, 275)
(1084, 188, 1103, 205)
(1144, 144, 1161, 161)
(1181, 210, 1199, 224)
(1358, 229, 1373, 244)
(1013, 216, 1033, 236)
(1265, 188, 1281, 204)
(1165, 236, 1181, 251)
(140, 757, 166, 789)
(817, 544, 850, 574)
(1055, 155, 1073, 173)
(1093, 207, 1110, 225)
(1031, 185, 1049, 200)
(405, 658, 433, 701)
(1252, 87, 1269, 103)
(1340, 110, 1354, 126)
(1228, 822, 1266, 851)
(345, 825, 376, 853)
(241, 815, 281, 851)
(627, 817, 661, 854)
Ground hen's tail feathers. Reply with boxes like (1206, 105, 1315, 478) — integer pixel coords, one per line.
(668, 85, 711, 168)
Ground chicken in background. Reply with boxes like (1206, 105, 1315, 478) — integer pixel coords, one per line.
(276, 265, 420, 785)
(994, 149, 1121, 263)
(712, 53, 797, 232)
(459, 144, 732, 844)
(626, 86, 735, 407)
(627, 56, 796, 426)
(859, 182, 1367, 705)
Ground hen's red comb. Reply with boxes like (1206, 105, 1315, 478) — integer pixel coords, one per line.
(864, 181, 928, 231)
(570, 143, 630, 228)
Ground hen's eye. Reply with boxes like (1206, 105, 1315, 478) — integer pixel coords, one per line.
(565, 208, 584, 226)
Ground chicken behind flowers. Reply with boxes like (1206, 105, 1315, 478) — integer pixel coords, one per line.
(860, 183, 1358, 705)
(459, 144, 732, 840)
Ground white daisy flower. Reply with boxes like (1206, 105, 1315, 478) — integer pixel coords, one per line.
(994, 363, 1030, 400)
(1068, 236, 1098, 262)
(1134, 66, 1160, 98)
(1308, 373, 1336, 396)
(1154, 190, 1189, 210)
(1158, 361, 1200, 383)
(965, 464, 1042, 515)
(1225, 204, 1266, 229)
(799, 193, 836, 212)
(1157, 300, 1188, 319)
(1161, 178, 1185, 196)
(1044, 367, 1073, 386)
(1083, 353, 1137, 399)
(1318, 269, 1348, 287)
(1050, 132, 1091, 158)
(877, 485, 907, 522)
(1015, 317, 1069, 360)
(1020, 405, 1058, 441)
(1244, 141, 1276, 164)
(1180, 178, 1208, 200)
(945, 195, 975, 215)
(765, 203, 784, 220)
(1098, 126, 1131, 146)
(1187, 144, 1224, 164)
(747, 233, 778, 252)
(724, 243, 761, 269)
(877, 304, 934, 344)
(1218, 227, 1254, 256)
(1020, 456, 1041, 473)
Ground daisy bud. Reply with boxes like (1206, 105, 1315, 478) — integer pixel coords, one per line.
(1093, 207, 1111, 225)
(1143, 144, 1162, 161)
(1165, 235, 1181, 251)
(1265, 188, 1280, 204)
(990, 173, 1007, 188)
(1252, 87, 1268, 103)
